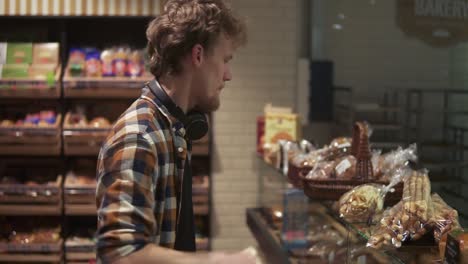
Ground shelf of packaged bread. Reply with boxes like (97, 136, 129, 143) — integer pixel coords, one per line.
(0, 87, 60, 99)
(64, 200, 209, 216)
(63, 74, 151, 99)
(63, 130, 109, 156)
(0, 67, 61, 99)
(194, 204, 209, 216)
(63, 112, 112, 156)
(64, 204, 96, 216)
(0, 114, 62, 156)
(0, 175, 62, 215)
(0, 239, 63, 263)
(192, 142, 210, 156)
(65, 238, 96, 263)
(0, 204, 62, 215)
(0, 253, 62, 263)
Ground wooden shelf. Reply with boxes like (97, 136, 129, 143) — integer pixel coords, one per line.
(63, 87, 141, 99)
(0, 204, 61, 215)
(63, 75, 150, 99)
(63, 132, 108, 156)
(0, 253, 61, 263)
(65, 204, 96, 216)
(0, 88, 60, 99)
(66, 252, 96, 261)
(192, 143, 209, 156)
(194, 204, 209, 216)
(196, 238, 209, 251)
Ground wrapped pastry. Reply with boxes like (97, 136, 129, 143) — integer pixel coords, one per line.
(305, 160, 335, 180)
(329, 137, 352, 150)
(373, 144, 417, 180)
(367, 201, 406, 248)
(90, 117, 111, 128)
(368, 169, 432, 249)
(339, 184, 384, 223)
(334, 155, 357, 179)
(430, 193, 461, 243)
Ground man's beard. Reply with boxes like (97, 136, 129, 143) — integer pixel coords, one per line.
(195, 95, 220, 113)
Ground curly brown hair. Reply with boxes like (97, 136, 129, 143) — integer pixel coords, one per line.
(146, 0, 247, 78)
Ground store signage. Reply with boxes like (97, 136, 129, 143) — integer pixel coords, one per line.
(397, 0, 468, 47)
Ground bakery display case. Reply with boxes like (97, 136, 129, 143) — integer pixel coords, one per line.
(63, 109, 113, 156)
(0, 109, 62, 156)
(64, 217, 96, 264)
(0, 216, 62, 263)
(0, 159, 62, 216)
(63, 159, 97, 216)
(249, 120, 465, 264)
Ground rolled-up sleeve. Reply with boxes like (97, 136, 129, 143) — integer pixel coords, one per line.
(96, 133, 157, 263)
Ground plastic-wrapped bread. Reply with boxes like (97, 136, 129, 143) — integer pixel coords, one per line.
(334, 155, 357, 179)
(373, 144, 417, 180)
(339, 184, 384, 223)
(305, 160, 335, 180)
(430, 193, 461, 243)
(368, 169, 433, 249)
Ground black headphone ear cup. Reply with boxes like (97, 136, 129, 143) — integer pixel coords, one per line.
(185, 112, 208, 141)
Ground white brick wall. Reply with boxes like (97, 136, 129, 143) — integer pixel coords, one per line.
(211, 0, 300, 251)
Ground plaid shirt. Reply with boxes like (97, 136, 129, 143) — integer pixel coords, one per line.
(95, 85, 190, 263)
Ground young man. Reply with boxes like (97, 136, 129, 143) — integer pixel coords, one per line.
(95, 0, 254, 263)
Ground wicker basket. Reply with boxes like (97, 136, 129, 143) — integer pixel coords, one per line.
(303, 121, 403, 202)
(287, 162, 312, 189)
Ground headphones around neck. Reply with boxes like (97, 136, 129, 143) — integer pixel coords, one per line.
(147, 80, 209, 141)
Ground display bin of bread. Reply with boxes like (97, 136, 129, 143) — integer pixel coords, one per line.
(64, 170, 96, 205)
(65, 236, 96, 262)
(0, 111, 61, 156)
(63, 111, 112, 156)
(0, 175, 62, 205)
(0, 218, 62, 256)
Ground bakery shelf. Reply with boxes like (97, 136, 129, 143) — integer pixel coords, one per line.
(193, 194, 209, 204)
(0, 253, 62, 263)
(0, 115, 62, 156)
(0, 181, 62, 204)
(63, 74, 150, 99)
(0, 239, 62, 253)
(192, 142, 210, 156)
(63, 129, 109, 156)
(65, 238, 96, 262)
(65, 204, 96, 216)
(64, 185, 96, 204)
(0, 69, 61, 99)
(0, 87, 60, 99)
(194, 204, 209, 216)
(0, 204, 62, 215)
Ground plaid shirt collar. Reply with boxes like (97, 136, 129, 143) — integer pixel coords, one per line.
(141, 82, 187, 139)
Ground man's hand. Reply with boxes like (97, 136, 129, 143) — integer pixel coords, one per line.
(208, 250, 258, 264)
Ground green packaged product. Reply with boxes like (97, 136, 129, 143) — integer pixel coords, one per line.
(1, 64, 29, 78)
(6, 43, 33, 64)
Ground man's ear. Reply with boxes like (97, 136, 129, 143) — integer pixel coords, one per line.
(191, 44, 204, 67)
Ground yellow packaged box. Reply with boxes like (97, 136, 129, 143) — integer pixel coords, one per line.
(264, 112, 301, 145)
